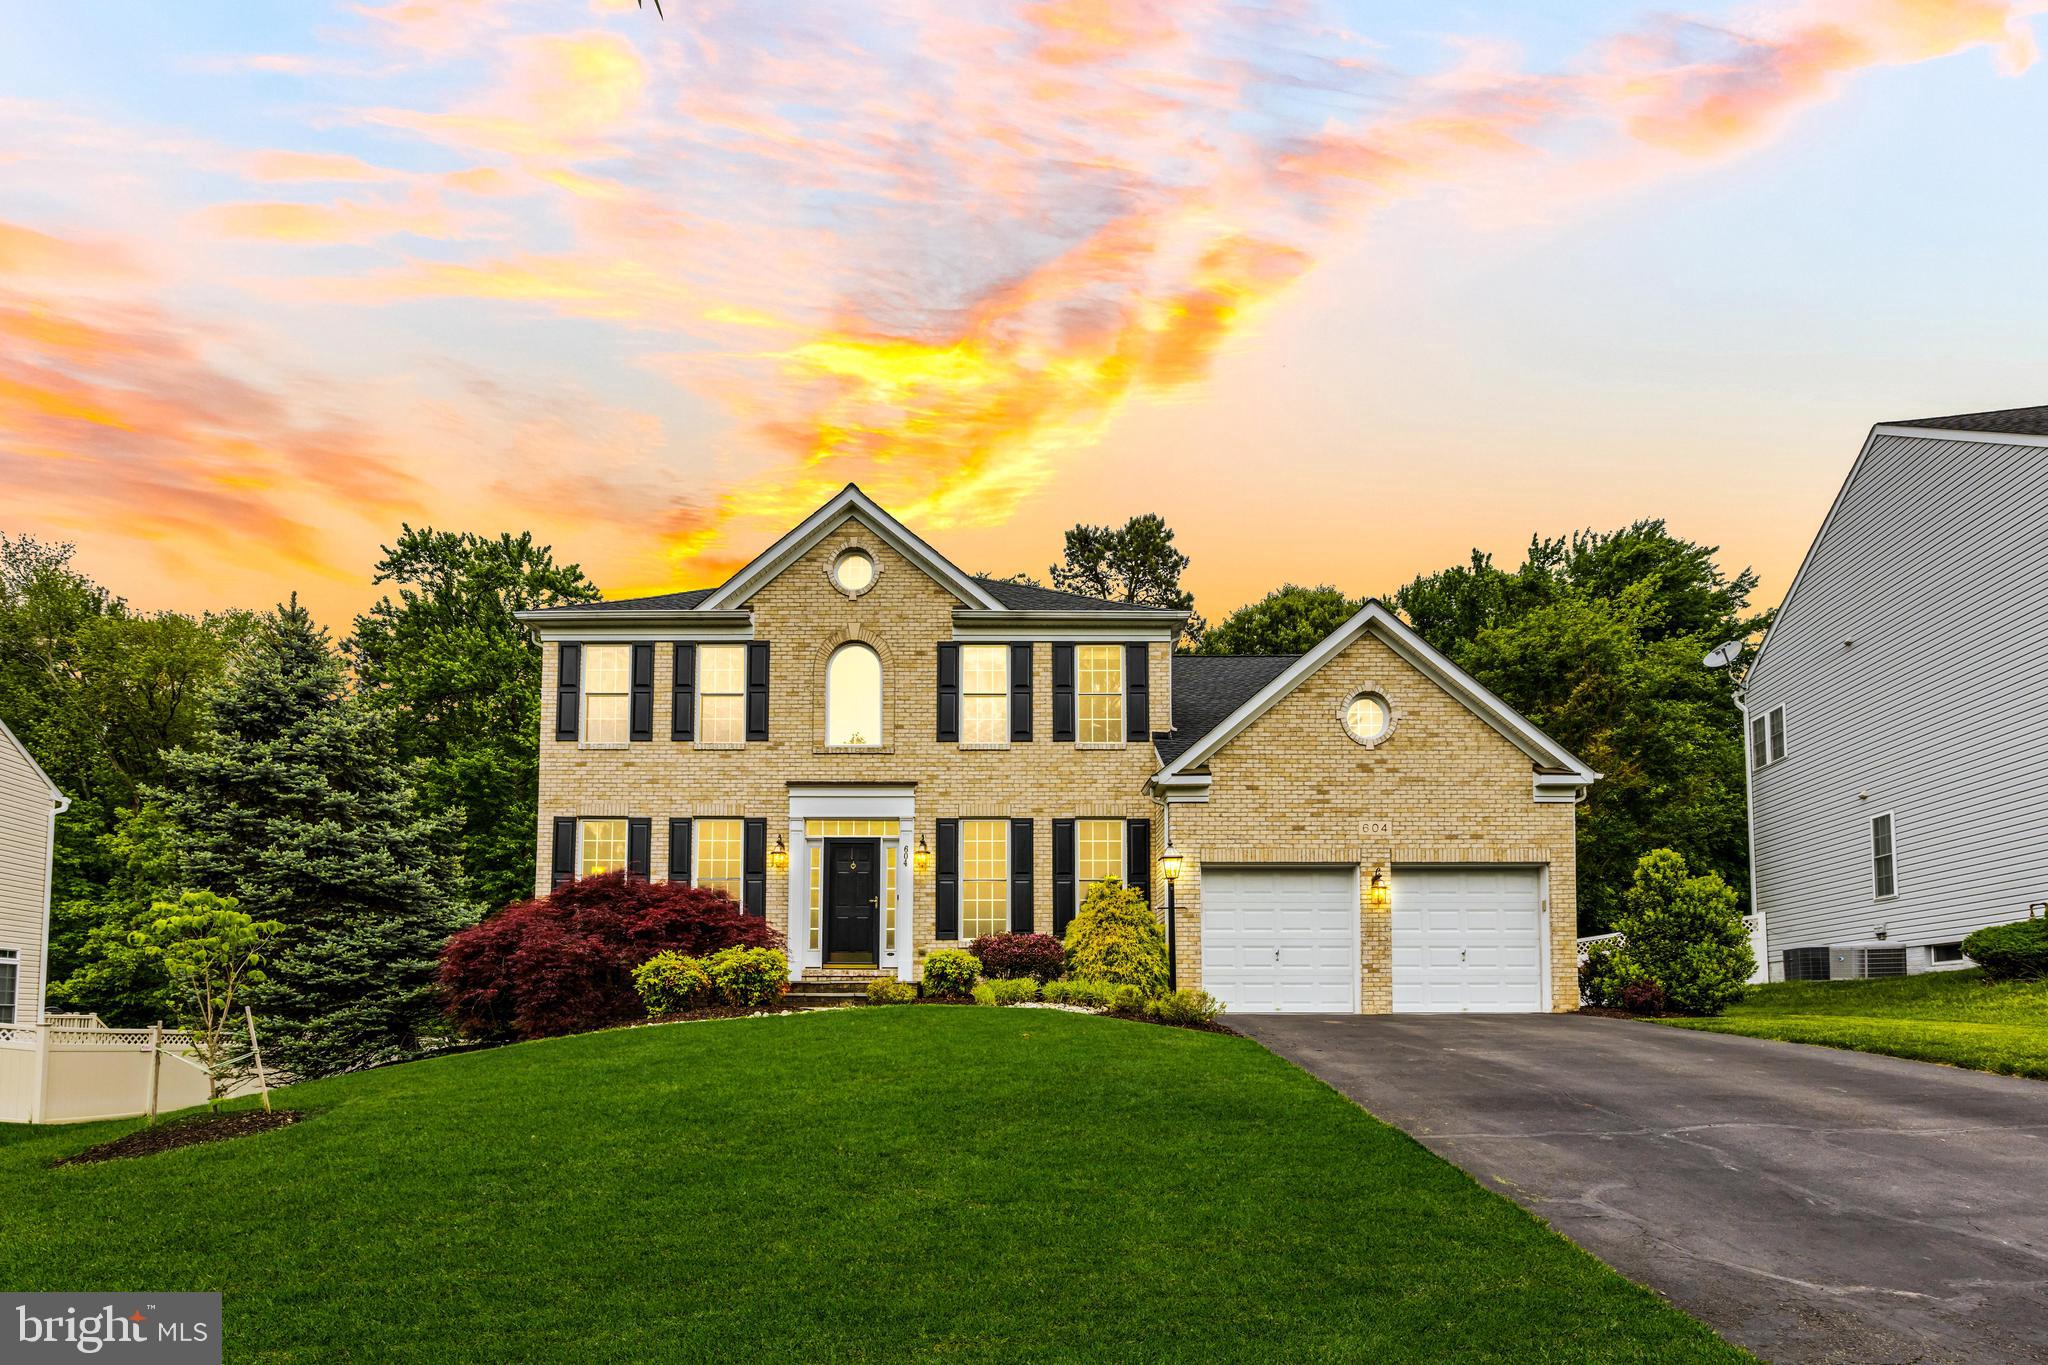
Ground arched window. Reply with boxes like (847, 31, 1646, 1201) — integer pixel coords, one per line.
(826, 643, 882, 746)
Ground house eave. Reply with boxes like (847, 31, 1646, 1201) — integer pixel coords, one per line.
(515, 608, 755, 638)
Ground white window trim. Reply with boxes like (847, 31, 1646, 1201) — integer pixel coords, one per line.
(1751, 705, 1787, 770)
(581, 643, 632, 750)
(0, 947, 17, 1026)
(959, 643, 1010, 747)
(825, 642, 884, 748)
(696, 643, 748, 747)
(960, 818, 1011, 940)
(1871, 811, 1898, 901)
(1076, 817, 1127, 900)
(578, 816, 629, 878)
(1075, 644, 1125, 745)
(1767, 705, 1786, 765)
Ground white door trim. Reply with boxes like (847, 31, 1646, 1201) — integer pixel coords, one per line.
(788, 785, 916, 981)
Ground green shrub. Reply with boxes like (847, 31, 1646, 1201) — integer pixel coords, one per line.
(703, 946, 788, 1007)
(865, 977, 917, 1005)
(1041, 978, 1115, 1009)
(1061, 878, 1167, 995)
(1147, 988, 1225, 1027)
(1961, 918, 2048, 982)
(1582, 850, 1752, 1016)
(971, 977, 1039, 1007)
(1105, 983, 1148, 1014)
(632, 952, 714, 1015)
(922, 948, 982, 997)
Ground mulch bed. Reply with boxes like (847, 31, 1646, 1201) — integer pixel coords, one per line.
(1577, 1005, 1678, 1020)
(645, 1004, 793, 1025)
(53, 1109, 304, 1167)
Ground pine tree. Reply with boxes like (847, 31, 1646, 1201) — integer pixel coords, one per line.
(157, 599, 473, 1075)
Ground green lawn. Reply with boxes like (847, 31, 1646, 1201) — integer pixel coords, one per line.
(3, 1009, 1740, 1363)
(1664, 969, 2048, 1078)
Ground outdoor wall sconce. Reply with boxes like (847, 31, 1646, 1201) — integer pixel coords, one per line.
(1158, 844, 1183, 882)
(768, 834, 789, 873)
(913, 835, 932, 873)
(1369, 864, 1389, 909)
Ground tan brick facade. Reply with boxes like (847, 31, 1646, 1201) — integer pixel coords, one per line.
(534, 506, 1579, 1010)
(1166, 629, 1578, 1011)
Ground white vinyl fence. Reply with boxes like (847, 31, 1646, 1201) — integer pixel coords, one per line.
(0, 1015, 258, 1124)
(1576, 915, 1768, 995)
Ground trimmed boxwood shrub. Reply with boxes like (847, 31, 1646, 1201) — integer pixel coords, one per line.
(1061, 878, 1167, 996)
(439, 873, 782, 1041)
(972, 977, 1039, 1007)
(704, 947, 788, 1007)
(1105, 983, 1148, 1015)
(633, 952, 714, 1015)
(1147, 988, 1225, 1026)
(865, 977, 917, 1005)
(1961, 917, 2048, 981)
(969, 932, 1065, 982)
(1042, 978, 1115, 1009)
(922, 948, 981, 998)
(1579, 850, 1751, 1016)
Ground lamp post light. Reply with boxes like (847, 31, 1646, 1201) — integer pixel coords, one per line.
(1159, 843, 1183, 991)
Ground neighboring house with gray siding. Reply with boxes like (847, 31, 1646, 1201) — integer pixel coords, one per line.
(0, 717, 68, 1025)
(1744, 406, 2048, 980)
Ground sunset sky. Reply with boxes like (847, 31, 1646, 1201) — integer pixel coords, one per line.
(4, 0, 2044, 627)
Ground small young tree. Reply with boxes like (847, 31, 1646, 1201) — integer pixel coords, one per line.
(132, 890, 283, 1104)
(1586, 849, 1753, 1016)
(1061, 878, 1168, 996)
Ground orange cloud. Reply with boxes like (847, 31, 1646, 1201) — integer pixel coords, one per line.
(200, 190, 474, 243)
(248, 149, 407, 183)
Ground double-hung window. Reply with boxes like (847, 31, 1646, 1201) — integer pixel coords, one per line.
(696, 818, 745, 902)
(1751, 705, 1786, 769)
(961, 645, 1008, 744)
(1076, 818, 1125, 897)
(579, 819, 628, 876)
(584, 645, 631, 744)
(0, 948, 17, 1024)
(698, 644, 746, 744)
(1871, 813, 1896, 899)
(1076, 645, 1123, 743)
(960, 820, 1009, 938)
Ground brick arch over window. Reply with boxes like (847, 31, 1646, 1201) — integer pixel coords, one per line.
(812, 627, 897, 748)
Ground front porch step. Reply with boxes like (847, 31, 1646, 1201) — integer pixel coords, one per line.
(783, 969, 895, 1010)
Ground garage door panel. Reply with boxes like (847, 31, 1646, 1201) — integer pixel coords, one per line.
(1391, 867, 1545, 1014)
(1201, 866, 1357, 1014)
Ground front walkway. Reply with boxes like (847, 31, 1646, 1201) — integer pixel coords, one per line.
(1232, 1013, 2048, 1364)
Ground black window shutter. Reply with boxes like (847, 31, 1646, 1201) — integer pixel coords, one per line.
(550, 816, 578, 890)
(1126, 819, 1152, 908)
(671, 644, 696, 741)
(626, 818, 652, 882)
(936, 643, 959, 742)
(667, 818, 692, 882)
(935, 818, 960, 939)
(1051, 644, 1075, 743)
(1010, 643, 1033, 743)
(742, 818, 767, 916)
(629, 643, 655, 741)
(1125, 644, 1149, 742)
(1009, 819, 1034, 933)
(746, 642, 770, 742)
(555, 644, 581, 741)
(1052, 818, 1076, 934)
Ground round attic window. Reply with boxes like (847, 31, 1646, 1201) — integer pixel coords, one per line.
(1342, 691, 1392, 746)
(831, 548, 876, 595)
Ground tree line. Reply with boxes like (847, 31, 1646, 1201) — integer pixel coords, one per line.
(0, 511, 1759, 1074)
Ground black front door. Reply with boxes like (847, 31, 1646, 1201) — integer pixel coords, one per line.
(824, 839, 881, 964)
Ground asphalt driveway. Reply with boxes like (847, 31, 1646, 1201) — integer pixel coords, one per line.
(1232, 1013, 2048, 1364)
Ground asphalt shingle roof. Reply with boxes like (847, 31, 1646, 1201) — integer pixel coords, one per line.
(1154, 654, 1300, 766)
(1887, 405, 2048, 437)
(969, 576, 1173, 612)
(527, 587, 718, 614)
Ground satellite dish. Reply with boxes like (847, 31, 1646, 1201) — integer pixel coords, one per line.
(1702, 640, 1743, 669)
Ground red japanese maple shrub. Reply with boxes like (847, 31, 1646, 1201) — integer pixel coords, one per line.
(969, 932, 1065, 982)
(440, 874, 782, 1040)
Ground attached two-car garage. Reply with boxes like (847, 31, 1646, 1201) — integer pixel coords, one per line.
(1199, 864, 1546, 1015)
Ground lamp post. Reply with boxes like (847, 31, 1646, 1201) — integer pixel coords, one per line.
(1159, 843, 1183, 990)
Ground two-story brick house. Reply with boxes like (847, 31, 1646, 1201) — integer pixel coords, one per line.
(522, 485, 1596, 1014)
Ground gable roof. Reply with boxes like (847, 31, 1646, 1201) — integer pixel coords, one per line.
(970, 576, 1156, 612)
(1155, 655, 1298, 765)
(0, 715, 68, 810)
(701, 484, 1004, 611)
(1152, 601, 1597, 787)
(1884, 404, 2048, 438)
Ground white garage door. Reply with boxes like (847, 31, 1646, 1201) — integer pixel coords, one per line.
(1391, 866, 1545, 1012)
(1200, 866, 1357, 1013)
